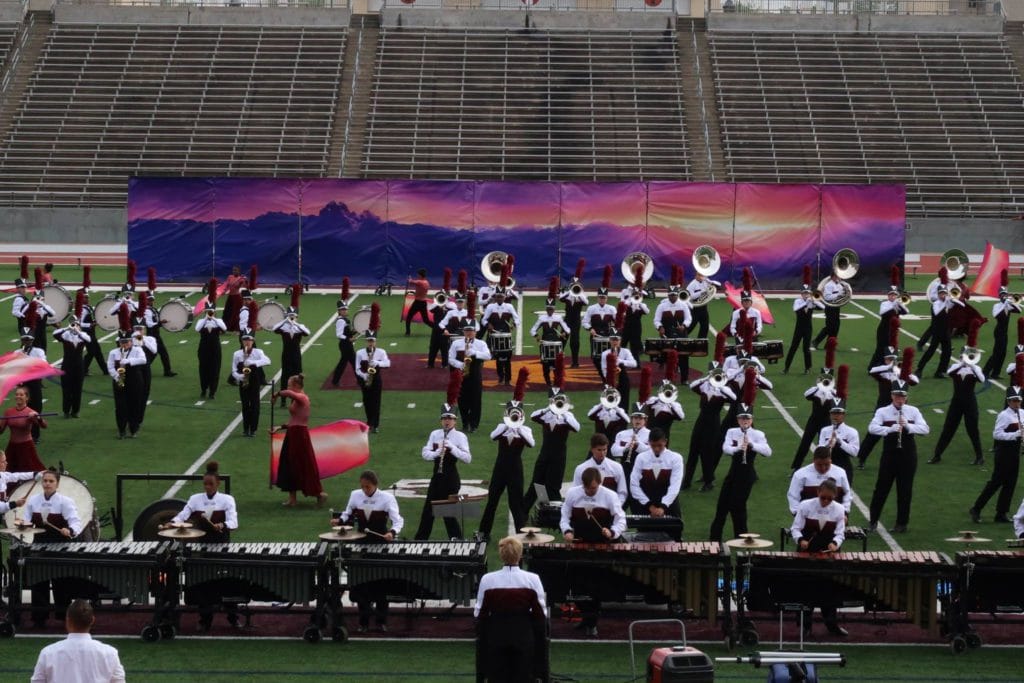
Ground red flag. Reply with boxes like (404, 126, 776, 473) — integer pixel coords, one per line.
(723, 281, 775, 325)
(0, 351, 63, 403)
(269, 419, 371, 484)
(970, 242, 1010, 298)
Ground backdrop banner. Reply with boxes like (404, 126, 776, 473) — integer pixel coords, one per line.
(128, 178, 906, 291)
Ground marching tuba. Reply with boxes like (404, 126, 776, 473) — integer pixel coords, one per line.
(690, 246, 720, 307)
(816, 248, 858, 307)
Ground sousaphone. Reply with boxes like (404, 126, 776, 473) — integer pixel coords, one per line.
(816, 248, 857, 307)
(620, 252, 654, 287)
(690, 245, 720, 307)
(480, 251, 509, 284)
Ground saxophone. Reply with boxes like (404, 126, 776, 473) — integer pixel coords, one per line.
(242, 366, 251, 389)
(117, 365, 126, 389)
(438, 428, 451, 475)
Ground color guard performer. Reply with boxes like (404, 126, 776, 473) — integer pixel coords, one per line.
(427, 268, 455, 369)
(929, 320, 985, 465)
(970, 376, 1023, 524)
(355, 304, 390, 434)
(582, 266, 616, 376)
(790, 337, 838, 471)
(1, 386, 46, 473)
(194, 281, 226, 400)
(330, 280, 357, 387)
(478, 369, 534, 540)
(232, 332, 270, 438)
(788, 447, 852, 518)
(709, 369, 772, 542)
(812, 269, 846, 349)
(784, 266, 824, 374)
(559, 259, 588, 368)
(530, 279, 570, 386)
(448, 314, 491, 434)
(222, 265, 247, 332)
(334, 469, 404, 633)
(644, 351, 685, 438)
(684, 335, 736, 492)
(867, 369, 930, 533)
(273, 374, 327, 508)
(868, 267, 909, 370)
(629, 427, 684, 523)
(52, 294, 89, 419)
(524, 355, 580, 511)
(816, 369, 859, 485)
(728, 270, 763, 341)
(571, 433, 627, 505)
(601, 307, 636, 407)
(620, 271, 649, 361)
(983, 270, 1020, 380)
(790, 479, 849, 637)
(414, 378, 472, 540)
(405, 268, 431, 335)
(482, 286, 519, 386)
(273, 287, 309, 407)
(916, 275, 963, 379)
(107, 317, 146, 439)
(858, 337, 919, 470)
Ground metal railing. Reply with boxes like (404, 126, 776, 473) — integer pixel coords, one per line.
(380, 0, 678, 13)
(707, 0, 1001, 15)
(60, 0, 350, 9)
(0, 11, 33, 99)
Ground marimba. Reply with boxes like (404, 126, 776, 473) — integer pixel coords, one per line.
(340, 540, 487, 606)
(182, 542, 330, 604)
(525, 541, 729, 628)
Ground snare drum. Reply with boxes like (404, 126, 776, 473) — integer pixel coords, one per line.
(591, 336, 610, 358)
(159, 299, 193, 332)
(540, 340, 562, 362)
(41, 284, 71, 323)
(4, 474, 98, 541)
(256, 300, 286, 330)
(489, 332, 513, 353)
(93, 295, 122, 332)
(754, 339, 784, 361)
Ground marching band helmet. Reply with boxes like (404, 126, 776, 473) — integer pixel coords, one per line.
(19, 327, 34, 341)
(241, 289, 253, 300)
(828, 397, 847, 414)
(631, 402, 647, 418)
(890, 379, 909, 396)
(14, 278, 26, 288)
(204, 300, 216, 312)
(737, 402, 755, 419)
(1006, 385, 1023, 403)
(286, 306, 298, 318)
(883, 346, 899, 360)
(337, 300, 348, 310)
(241, 331, 255, 342)
(441, 403, 458, 419)
(68, 315, 80, 326)
(545, 297, 557, 310)
(740, 289, 753, 302)
(117, 330, 133, 344)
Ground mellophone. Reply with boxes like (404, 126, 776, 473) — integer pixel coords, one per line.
(644, 337, 708, 358)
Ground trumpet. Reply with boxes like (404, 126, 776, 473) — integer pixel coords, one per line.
(1012, 293, 1023, 305)
(817, 374, 834, 393)
(116, 366, 126, 389)
(432, 291, 448, 307)
(708, 369, 728, 389)
(900, 292, 912, 305)
(949, 285, 964, 301)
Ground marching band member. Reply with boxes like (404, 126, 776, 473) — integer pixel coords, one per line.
(273, 287, 309, 407)
(163, 461, 238, 542)
(868, 267, 909, 370)
(559, 259, 588, 368)
(530, 279, 570, 386)
(812, 269, 846, 349)
(131, 313, 157, 426)
(355, 304, 390, 434)
(816, 373, 859, 485)
(645, 351, 685, 438)
(858, 334, 918, 469)
(600, 306, 636, 407)
(427, 268, 455, 369)
(629, 427, 684, 523)
(582, 266, 616, 375)
(524, 355, 580, 511)
(144, 268, 175, 376)
(916, 277, 963, 379)
(709, 369, 772, 542)
(788, 446, 852, 517)
(685, 268, 717, 340)
(448, 313, 491, 434)
(683, 335, 736, 492)
(572, 433, 627, 505)
(330, 282, 357, 387)
(790, 338, 838, 471)
(720, 324, 772, 438)
(237, 289, 255, 338)
(11, 267, 29, 335)
(983, 270, 1020, 380)
(405, 268, 431, 335)
(414, 379, 472, 540)
(194, 282, 226, 400)
(24, 468, 84, 628)
(107, 316, 146, 439)
(1004, 320, 1024, 382)
(53, 295, 90, 419)
(784, 266, 824, 374)
(29, 268, 57, 352)
(231, 331, 270, 438)
(915, 267, 945, 352)
(0, 449, 39, 499)
(867, 368, 930, 534)
(790, 479, 849, 637)
(611, 372, 651, 501)
(728, 269, 762, 341)
(482, 283, 519, 386)
(334, 469, 404, 633)
(655, 268, 693, 382)
(1, 386, 46, 473)
(222, 264, 247, 332)
(272, 374, 327, 508)
(439, 288, 473, 342)
(79, 270, 106, 376)
(970, 378, 1023, 524)
(929, 320, 985, 465)
(587, 383, 629, 443)
(478, 369, 535, 540)
(620, 271, 649, 360)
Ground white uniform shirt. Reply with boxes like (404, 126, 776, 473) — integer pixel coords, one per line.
(686, 278, 717, 303)
(945, 360, 985, 382)
(421, 428, 472, 464)
(572, 457, 627, 504)
(530, 407, 581, 434)
(132, 333, 157, 356)
(868, 404, 929, 438)
(31, 633, 126, 683)
(993, 407, 1022, 441)
(0, 470, 36, 501)
(530, 312, 570, 338)
(600, 347, 637, 375)
(787, 463, 853, 515)
(171, 491, 239, 530)
(654, 298, 692, 332)
(474, 565, 547, 618)
(931, 296, 963, 316)
(794, 295, 825, 313)
(482, 302, 520, 329)
(879, 299, 909, 317)
(993, 300, 1022, 318)
(355, 347, 392, 382)
(816, 422, 860, 463)
(11, 292, 28, 320)
(587, 404, 629, 429)
(53, 327, 91, 346)
(105, 345, 146, 380)
(24, 492, 83, 536)
(729, 306, 763, 337)
(338, 487, 404, 535)
(722, 427, 772, 462)
(619, 291, 650, 316)
(629, 447, 684, 507)
(559, 484, 626, 538)
(645, 396, 685, 421)
(334, 315, 351, 340)
(559, 287, 588, 308)
(238, 303, 253, 332)
(439, 307, 474, 333)
(489, 423, 536, 447)
(230, 347, 271, 383)
(195, 315, 227, 333)
(448, 337, 492, 369)
(791, 497, 846, 548)
(869, 361, 919, 386)
(611, 426, 650, 460)
(690, 376, 737, 402)
(581, 303, 616, 331)
(272, 318, 310, 337)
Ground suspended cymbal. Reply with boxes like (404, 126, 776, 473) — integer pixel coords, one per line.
(167, 521, 194, 529)
(1, 526, 44, 536)
(514, 530, 555, 545)
(725, 536, 774, 549)
(738, 533, 762, 540)
(519, 526, 542, 535)
(321, 527, 366, 542)
(158, 527, 206, 539)
(945, 530, 991, 543)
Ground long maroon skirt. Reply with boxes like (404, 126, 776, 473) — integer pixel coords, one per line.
(274, 425, 323, 497)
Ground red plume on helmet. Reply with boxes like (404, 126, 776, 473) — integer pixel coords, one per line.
(127, 260, 137, 289)
(900, 347, 915, 381)
(889, 317, 900, 348)
(82, 265, 92, 290)
(742, 267, 753, 293)
(638, 366, 652, 404)
(341, 277, 350, 303)
(457, 269, 468, 293)
(547, 277, 558, 300)
(742, 366, 757, 406)
(24, 301, 38, 331)
(615, 301, 627, 332)
(633, 269, 643, 291)
(802, 265, 812, 288)
(207, 278, 218, 307)
(147, 267, 157, 292)
(137, 294, 148, 319)
(1001, 269, 1009, 288)
(824, 336, 837, 370)
(554, 353, 566, 390)
(1016, 356, 1024, 388)
(74, 289, 85, 319)
(442, 267, 452, 292)
(837, 365, 849, 400)
(369, 302, 381, 333)
(967, 318, 982, 348)
(19, 255, 29, 279)
(891, 265, 901, 288)
(248, 265, 258, 291)
(664, 349, 679, 382)
(601, 265, 612, 290)
(742, 321, 754, 356)
(574, 258, 586, 281)
(290, 283, 301, 311)
(670, 265, 680, 288)
(499, 262, 509, 289)
(33, 267, 43, 292)
(513, 367, 529, 403)
(507, 254, 515, 273)
(246, 299, 257, 322)
(939, 266, 949, 285)
(117, 302, 131, 332)
(467, 290, 477, 319)
(447, 369, 463, 406)
(737, 308, 748, 335)
(714, 332, 727, 365)
(605, 352, 619, 387)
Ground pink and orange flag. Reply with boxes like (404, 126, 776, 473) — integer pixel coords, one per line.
(724, 282, 775, 325)
(0, 352, 63, 403)
(269, 419, 370, 485)
(970, 242, 1010, 298)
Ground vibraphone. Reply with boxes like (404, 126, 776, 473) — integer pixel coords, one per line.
(739, 550, 954, 637)
(525, 541, 729, 628)
(340, 540, 487, 606)
(949, 548, 1024, 649)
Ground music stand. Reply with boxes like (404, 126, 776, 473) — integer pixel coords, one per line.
(431, 495, 483, 540)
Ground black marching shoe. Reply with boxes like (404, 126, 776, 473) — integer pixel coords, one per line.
(969, 508, 981, 524)
(891, 524, 908, 533)
(971, 457, 985, 466)
(994, 514, 1012, 523)
(826, 623, 848, 637)
(926, 457, 941, 464)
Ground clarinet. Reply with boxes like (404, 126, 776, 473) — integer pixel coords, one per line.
(740, 427, 750, 465)
(896, 407, 904, 449)
(1017, 408, 1023, 459)
(828, 424, 838, 455)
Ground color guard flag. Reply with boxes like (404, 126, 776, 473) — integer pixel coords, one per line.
(0, 352, 63, 403)
(269, 419, 370, 485)
(970, 242, 1010, 298)
(400, 293, 432, 325)
(724, 281, 775, 325)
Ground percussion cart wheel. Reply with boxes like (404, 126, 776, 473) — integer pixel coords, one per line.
(159, 624, 176, 641)
(0, 621, 14, 638)
(723, 633, 736, 651)
(303, 625, 322, 643)
(332, 625, 349, 643)
(966, 632, 982, 649)
(950, 635, 967, 655)
(740, 624, 759, 646)
(141, 625, 161, 642)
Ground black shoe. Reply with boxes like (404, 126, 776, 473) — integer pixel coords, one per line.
(371, 427, 379, 434)
(71, 413, 79, 419)
(972, 457, 985, 466)
(681, 483, 692, 491)
(826, 624, 848, 637)
(994, 514, 1012, 523)
(868, 521, 878, 532)
(933, 372, 947, 379)
(426, 364, 434, 369)
(63, 413, 70, 419)
(926, 457, 941, 464)
(377, 624, 388, 633)
(117, 432, 125, 440)
(857, 460, 866, 470)
(782, 367, 789, 375)
(969, 508, 981, 524)
(570, 363, 580, 369)
(891, 524, 907, 533)
(200, 390, 207, 399)
(209, 393, 215, 400)
(699, 482, 715, 492)
(164, 371, 178, 377)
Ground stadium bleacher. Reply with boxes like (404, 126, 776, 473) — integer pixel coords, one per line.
(0, 22, 18, 70)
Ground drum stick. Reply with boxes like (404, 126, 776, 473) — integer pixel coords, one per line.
(363, 528, 388, 539)
(0, 413, 58, 421)
(43, 519, 64, 535)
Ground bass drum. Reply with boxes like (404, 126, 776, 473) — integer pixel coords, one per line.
(159, 299, 193, 332)
(94, 294, 122, 332)
(3, 474, 99, 542)
(132, 498, 187, 542)
(257, 300, 286, 331)
(351, 308, 372, 335)
(41, 284, 71, 323)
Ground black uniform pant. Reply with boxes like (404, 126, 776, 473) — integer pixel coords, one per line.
(458, 372, 483, 432)
(60, 356, 84, 417)
(139, 364, 152, 424)
(791, 412, 829, 470)
(331, 340, 356, 386)
(869, 440, 917, 527)
(830, 448, 855, 486)
(494, 351, 513, 385)
(523, 442, 568, 511)
(280, 343, 302, 390)
(478, 613, 539, 683)
(688, 306, 709, 339)
(932, 395, 982, 460)
(198, 341, 222, 397)
(917, 331, 951, 376)
(151, 328, 173, 374)
(785, 321, 812, 373)
(624, 321, 643, 361)
(405, 299, 430, 334)
(856, 395, 890, 467)
(351, 580, 394, 627)
(428, 325, 449, 368)
(566, 319, 581, 366)
(709, 464, 756, 541)
(240, 383, 261, 434)
(982, 327, 1009, 379)
(113, 375, 143, 436)
(685, 409, 722, 487)
(359, 376, 383, 429)
(415, 470, 463, 540)
(83, 333, 105, 374)
(812, 306, 840, 346)
(973, 443, 1021, 517)
(478, 455, 526, 536)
